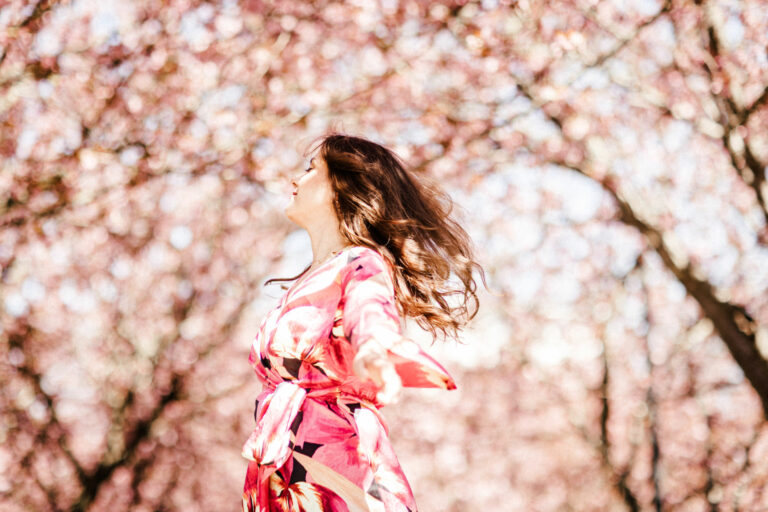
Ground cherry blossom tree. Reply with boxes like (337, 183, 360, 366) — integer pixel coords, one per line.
(1, 0, 767, 510)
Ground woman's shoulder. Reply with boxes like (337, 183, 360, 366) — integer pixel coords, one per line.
(341, 245, 387, 268)
(339, 245, 393, 285)
(343, 244, 380, 259)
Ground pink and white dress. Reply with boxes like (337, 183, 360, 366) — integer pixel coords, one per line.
(241, 245, 456, 512)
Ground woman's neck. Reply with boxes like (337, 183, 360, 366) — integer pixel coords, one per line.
(307, 221, 349, 266)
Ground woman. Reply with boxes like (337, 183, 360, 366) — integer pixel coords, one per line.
(242, 133, 483, 511)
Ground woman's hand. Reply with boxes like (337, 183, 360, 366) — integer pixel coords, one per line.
(352, 342, 402, 405)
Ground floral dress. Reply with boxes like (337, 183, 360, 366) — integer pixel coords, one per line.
(241, 245, 456, 512)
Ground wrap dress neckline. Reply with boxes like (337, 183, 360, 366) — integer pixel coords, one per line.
(281, 246, 352, 307)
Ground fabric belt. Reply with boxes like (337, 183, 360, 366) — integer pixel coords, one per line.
(241, 380, 381, 468)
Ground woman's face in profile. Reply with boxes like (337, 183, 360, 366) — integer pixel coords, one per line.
(285, 153, 335, 228)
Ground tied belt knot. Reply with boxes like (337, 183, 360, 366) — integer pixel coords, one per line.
(240, 380, 377, 468)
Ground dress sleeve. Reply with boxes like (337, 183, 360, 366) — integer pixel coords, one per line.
(341, 248, 456, 390)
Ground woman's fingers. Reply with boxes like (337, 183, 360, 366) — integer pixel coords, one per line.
(352, 348, 402, 405)
(375, 361, 402, 405)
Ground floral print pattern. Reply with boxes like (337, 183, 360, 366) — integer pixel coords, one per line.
(242, 246, 456, 512)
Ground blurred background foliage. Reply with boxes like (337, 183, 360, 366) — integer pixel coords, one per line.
(1, 0, 768, 510)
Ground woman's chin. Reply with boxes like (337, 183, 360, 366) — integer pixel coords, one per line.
(284, 205, 301, 225)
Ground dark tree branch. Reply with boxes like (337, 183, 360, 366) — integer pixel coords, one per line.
(70, 282, 198, 510)
(71, 217, 261, 509)
(599, 341, 641, 512)
(8, 324, 89, 485)
(72, 374, 182, 511)
(511, 72, 768, 420)
(18, 0, 59, 30)
(638, 257, 664, 512)
(741, 86, 768, 122)
(542, 318, 644, 509)
(582, 0, 673, 68)
(648, 372, 662, 512)
(697, 7, 768, 226)
(701, 396, 719, 512)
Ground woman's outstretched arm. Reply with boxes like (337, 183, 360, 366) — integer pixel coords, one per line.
(341, 247, 457, 403)
(341, 248, 405, 404)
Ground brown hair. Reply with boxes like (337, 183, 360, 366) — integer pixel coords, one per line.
(271, 132, 485, 341)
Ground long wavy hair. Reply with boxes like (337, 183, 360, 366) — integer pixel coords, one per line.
(271, 132, 485, 341)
